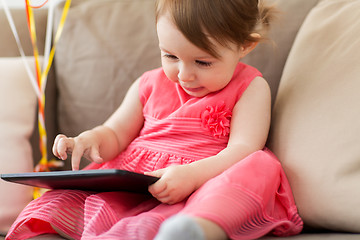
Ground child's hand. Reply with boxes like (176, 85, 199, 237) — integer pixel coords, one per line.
(146, 165, 198, 204)
(52, 130, 104, 170)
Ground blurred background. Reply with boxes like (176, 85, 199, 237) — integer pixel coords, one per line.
(1, 0, 49, 8)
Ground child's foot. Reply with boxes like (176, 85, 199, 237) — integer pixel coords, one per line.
(154, 215, 205, 240)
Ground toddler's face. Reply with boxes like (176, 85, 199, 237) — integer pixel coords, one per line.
(157, 14, 245, 97)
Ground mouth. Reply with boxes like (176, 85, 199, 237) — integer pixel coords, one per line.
(182, 86, 204, 93)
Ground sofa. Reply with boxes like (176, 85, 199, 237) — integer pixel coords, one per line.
(1, 0, 360, 239)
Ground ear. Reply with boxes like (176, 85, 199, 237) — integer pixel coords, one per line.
(238, 33, 260, 58)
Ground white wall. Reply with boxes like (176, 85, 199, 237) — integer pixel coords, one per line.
(0, 0, 49, 8)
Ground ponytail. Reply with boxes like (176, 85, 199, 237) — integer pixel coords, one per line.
(255, 0, 278, 41)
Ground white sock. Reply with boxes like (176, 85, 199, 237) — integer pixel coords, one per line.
(154, 215, 205, 240)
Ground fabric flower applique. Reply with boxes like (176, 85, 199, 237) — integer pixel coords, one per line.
(201, 102, 232, 138)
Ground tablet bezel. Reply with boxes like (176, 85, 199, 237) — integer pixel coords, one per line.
(1, 169, 159, 194)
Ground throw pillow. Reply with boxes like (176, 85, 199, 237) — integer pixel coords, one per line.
(269, 0, 360, 232)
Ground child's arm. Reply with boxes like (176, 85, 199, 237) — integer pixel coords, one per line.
(53, 78, 144, 170)
(148, 76, 271, 204)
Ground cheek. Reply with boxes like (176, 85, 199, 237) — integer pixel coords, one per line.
(162, 61, 179, 83)
(202, 69, 233, 91)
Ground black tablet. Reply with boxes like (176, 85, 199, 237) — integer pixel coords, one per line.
(1, 169, 159, 194)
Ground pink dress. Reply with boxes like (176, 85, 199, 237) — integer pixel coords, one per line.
(6, 63, 303, 240)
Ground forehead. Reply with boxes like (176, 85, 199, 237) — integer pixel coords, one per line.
(156, 14, 183, 43)
(157, 15, 211, 56)
(156, 14, 238, 60)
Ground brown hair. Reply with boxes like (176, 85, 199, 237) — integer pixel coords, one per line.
(155, 0, 277, 58)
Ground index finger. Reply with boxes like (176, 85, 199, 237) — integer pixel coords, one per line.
(71, 144, 85, 171)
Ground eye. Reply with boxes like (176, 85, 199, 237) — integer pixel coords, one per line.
(195, 60, 212, 67)
(163, 54, 178, 60)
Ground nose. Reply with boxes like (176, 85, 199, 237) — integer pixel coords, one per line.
(177, 63, 195, 82)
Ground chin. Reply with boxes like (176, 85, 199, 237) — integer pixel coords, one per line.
(184, 90, 209, 98)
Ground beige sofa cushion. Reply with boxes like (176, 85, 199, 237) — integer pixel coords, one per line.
(0, 57, 37, 234)
(54, 0, 161, 137)
(269, 0, 360, 232)
(242, 0, 319, 104)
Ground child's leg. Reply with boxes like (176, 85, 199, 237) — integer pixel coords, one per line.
(178, 150, 302, 239)
(5, 190, 90, 240)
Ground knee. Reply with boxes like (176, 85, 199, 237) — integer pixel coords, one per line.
(243, 149, 281, 171)
(220, 149, 282, 183)
(248, 149, 281, 169)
